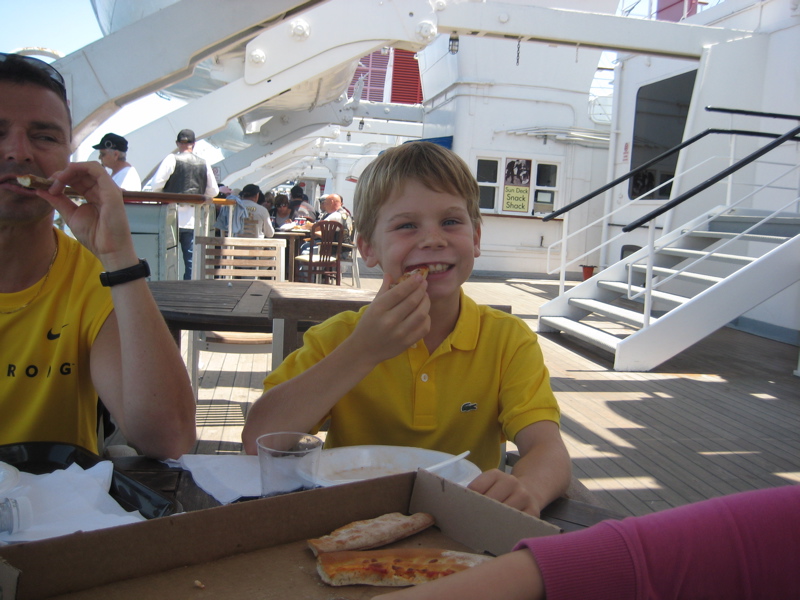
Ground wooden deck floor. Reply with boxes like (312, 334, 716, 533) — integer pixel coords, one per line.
(190, 267, 800, 517)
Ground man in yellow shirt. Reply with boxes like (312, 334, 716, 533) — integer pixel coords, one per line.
(0, 53, 195, 459)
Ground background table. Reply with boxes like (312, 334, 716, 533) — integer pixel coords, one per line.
(149, 279, 377, 363)
(273, 230, 310, 281)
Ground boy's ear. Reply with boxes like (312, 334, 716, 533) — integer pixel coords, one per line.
(473, 222, 482, 258)
(357, 236, 380, 268)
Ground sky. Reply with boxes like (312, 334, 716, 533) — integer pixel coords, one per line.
(1, 0, 183, 162)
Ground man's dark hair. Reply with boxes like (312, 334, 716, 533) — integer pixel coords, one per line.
(290, 185, 304, 199)
(241, 183, 261, 199)
(0, 53, 71, 126)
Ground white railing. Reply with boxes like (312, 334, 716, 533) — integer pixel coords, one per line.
(627, 163, 800, 299)
(545, 154, 728, 293)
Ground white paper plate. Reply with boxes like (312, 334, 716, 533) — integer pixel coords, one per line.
(0, 461, 20, 494)
(316, 445, 481, 487)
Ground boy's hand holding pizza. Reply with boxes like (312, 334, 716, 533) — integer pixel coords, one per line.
(349, 271, 431, 364)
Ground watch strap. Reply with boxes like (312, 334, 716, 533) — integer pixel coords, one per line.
(99, 259, 151, 287)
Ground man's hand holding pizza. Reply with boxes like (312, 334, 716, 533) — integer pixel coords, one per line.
(33, 162, 138, 271)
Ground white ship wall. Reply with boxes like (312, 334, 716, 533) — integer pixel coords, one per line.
(607, 0, 800, 341)
(418, 33, 611, 275)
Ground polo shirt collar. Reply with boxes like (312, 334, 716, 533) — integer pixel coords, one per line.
(441, 289, 480, 353)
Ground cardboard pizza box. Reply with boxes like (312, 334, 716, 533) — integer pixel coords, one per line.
(0, 470, 559, 600)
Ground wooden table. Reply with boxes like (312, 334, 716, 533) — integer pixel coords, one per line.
(273, 230, 310, 281)
(149, 279, 376, 364)
(111, 456, 622, 531)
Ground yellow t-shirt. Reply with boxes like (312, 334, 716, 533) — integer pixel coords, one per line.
(263, 290, 560, 471)
(0, 229, 113, 453)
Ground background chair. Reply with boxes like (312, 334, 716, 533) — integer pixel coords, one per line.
(340, 229, 361, 288)
(187, 236, 286, 395)
(293, 221, 344, 285)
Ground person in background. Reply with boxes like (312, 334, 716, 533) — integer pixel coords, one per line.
(261, 190, 275, 214)
(93, 133, 141, 191)
(289, 184, 316, 222)
(316, 193, 353, 243)
(297, 193, 354, 256)
(239, 184, 274, 238)
(148, 128, 218, 279)
(273, 194, 295, 228)
(375, 485, 800, 600)
(0, 52, 195, 459)
(242, 142, 571, 516)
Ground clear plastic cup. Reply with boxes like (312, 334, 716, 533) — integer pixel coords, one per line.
(256, 432, 322, 497)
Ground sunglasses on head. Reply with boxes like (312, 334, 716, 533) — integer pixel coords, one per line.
(0, 52, 67, 100)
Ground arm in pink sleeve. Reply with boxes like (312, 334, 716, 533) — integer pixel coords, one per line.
(514, 485, 800, 600)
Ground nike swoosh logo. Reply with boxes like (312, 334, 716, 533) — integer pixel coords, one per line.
(47, 325, 67, 340)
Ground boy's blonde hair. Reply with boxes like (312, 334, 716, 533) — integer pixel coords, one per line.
(353, 142, 482, 242)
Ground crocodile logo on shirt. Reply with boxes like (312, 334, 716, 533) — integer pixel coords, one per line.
(460, 402, 478, 413)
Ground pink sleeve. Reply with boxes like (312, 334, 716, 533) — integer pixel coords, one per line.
(514, 485, 800, 600)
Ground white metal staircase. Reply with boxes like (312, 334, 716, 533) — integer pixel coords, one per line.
(538, 206, 800, 371)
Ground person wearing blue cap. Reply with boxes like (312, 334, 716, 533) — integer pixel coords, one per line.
(93, 133, 141, 191)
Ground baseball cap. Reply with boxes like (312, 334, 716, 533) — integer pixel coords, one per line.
(176, 129, 196, 143)
(92, 133, 128, 152)
(240, 184, 261, 198)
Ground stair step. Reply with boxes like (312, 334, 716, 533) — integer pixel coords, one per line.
(539, 316, 620, 354)
(628, 265, 723, 285)
(686, 230, 790, 244)
(658, 247, 755, 266)
(569, 298, 652, 328)
(598, 280, 690, 307)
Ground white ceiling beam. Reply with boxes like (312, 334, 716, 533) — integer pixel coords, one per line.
(55, 0, 326, 142)
(435, 2, 753, 60)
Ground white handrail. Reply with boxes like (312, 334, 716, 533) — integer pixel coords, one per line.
(547, 155, 726, 294)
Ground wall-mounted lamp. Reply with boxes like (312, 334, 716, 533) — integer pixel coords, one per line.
(346, 131, 351, 142)
(449, 32, 459, 55)
(358, 119, 365, 131)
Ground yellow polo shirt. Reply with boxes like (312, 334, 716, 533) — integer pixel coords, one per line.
(263, 290, 560, 471)
(0, 229, 113, 453)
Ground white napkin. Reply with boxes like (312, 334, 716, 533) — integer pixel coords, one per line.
(0, 462, 145, 544)
(166, 455, 260, 504)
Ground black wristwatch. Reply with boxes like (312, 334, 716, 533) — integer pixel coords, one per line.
(100, 259, 151, 287)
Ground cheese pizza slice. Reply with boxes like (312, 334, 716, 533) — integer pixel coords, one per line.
(316, 547, 493, 587)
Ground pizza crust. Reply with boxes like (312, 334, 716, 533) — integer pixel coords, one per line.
(316, 548, 493, 587)
(16, 174, 79, 196)
(16, 174, 52, 190)
(308, 512, 435, 556)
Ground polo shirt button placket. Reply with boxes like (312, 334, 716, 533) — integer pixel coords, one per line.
(421, 373, 429, 382)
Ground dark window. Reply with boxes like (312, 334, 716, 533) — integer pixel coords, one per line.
(479, 186, 496, 209)
(477, 159, 498, 183)
(536, 164, 557, 188)
(629, 70, 697, 200)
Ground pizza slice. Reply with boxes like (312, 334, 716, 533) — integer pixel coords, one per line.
(16, 174, 79, 196)
(389, 265, 430, 289)
(316, 547, 493, 587)
(308, 512, 435, 556)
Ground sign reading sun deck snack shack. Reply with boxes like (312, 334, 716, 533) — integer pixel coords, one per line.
(503, 158, 532, 213)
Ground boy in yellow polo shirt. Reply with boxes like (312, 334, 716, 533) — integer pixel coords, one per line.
(242, 142, 571, 516)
